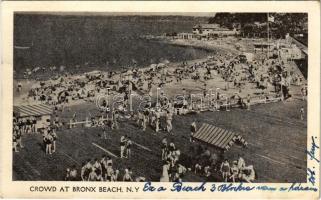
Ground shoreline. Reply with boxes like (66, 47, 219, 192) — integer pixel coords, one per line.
(13, 39, 234, 84)
(14, 38, 234, 81)
(145, 37, 241, 56)
(15, 37, 305, 106)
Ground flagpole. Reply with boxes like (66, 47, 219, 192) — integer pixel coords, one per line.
(267, 13, 270, 95)
(267, 13, 269, 59)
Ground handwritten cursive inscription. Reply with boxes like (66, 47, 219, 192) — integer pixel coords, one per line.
(306, 136, 320, 163)
(307, 167, 316, 186)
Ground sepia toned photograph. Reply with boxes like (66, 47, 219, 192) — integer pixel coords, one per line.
(12, 12, 308, 184)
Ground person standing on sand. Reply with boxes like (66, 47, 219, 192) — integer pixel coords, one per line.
(136, 111, 143, 128)
(65, 168, 71, 181)
(126, 137, 132, 159)
(15, 127, 24, 149)
(31, 116, 37, 133)
(13, 133, 19, 152)
(120, 135, 127, 158)
(237, 154, 246, 170)
(112, 111, 119, 129)
(100, 155, 107, 179)
(69, 165, 78, 181)
(123, 169, 133, 182)
(105, 163, 114, 181)
(160, 161, 170, 182)
(142, 112, 147, 131)
(71, 112, 77, 128)
(190, 121, 197, 142)
(155, 110, 160, 133)
(45, 132, 53, 155)
(101, 122, 110, 140)
(54, 115, 60, 129)
(88, 168, 98, 181)
(112, 169, 120, 182)
(166, 111, 173, 133)
(301, 85, 307, 101)
(300, 107, 305, 120)
(93, 158, 102, 178)
(81, 159, 92, 181)
(150, 110, 156, 127)
(161, 137, 168, 160)
(220, 159, 231, 182)
(50, 128, 57, 153)
(17, 81, 22, 92)
(229, 161, 239, 183)
(247, 94, 251, 110)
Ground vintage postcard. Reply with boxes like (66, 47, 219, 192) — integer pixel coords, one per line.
(0, 1, 320, 199)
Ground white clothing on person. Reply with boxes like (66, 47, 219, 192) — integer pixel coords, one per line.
(237, 157, 245, 169)
(160, 164, 170, 182)
(241, 165, 255, 183)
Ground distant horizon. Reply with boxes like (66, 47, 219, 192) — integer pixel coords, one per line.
(14, 12, 215, 17)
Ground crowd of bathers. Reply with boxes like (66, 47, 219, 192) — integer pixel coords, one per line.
(159, 137, 188, 182)
(17, 48, 304, 113)
(65, 156, 145, 182)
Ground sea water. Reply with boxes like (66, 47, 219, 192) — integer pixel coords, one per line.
(14, 14, 214, 78)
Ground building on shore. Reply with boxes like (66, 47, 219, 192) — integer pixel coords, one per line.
(254, 41, 305, 61)
(278, 44, 305, 61)
(192, 23, 239, 38)
(253, 42, 275, 52)
(177, 32, 195, 40)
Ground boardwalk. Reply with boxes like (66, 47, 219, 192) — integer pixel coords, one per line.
(13, 97, 307, 182)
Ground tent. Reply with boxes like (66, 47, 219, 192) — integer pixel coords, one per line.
(13, 104, 52, 117)
(242, 52, 254, 62)
(13, 104, 53, 130)
(192, 123, 248, 151)
(157, 63, 166, 68)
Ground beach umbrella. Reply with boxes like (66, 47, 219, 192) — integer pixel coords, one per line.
(148, 64, 156, 72)
(126, 69, 133, 75)
(162, 59, 170, 64)
(132, 58, 137, 65)
(31, 83, 39, 89)
(157, 63, 166, 68)
(60, 65, 65, 72)
(33, 67, 40, 72)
